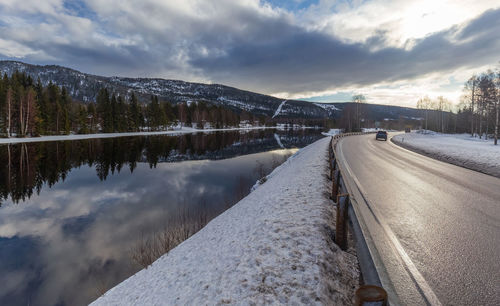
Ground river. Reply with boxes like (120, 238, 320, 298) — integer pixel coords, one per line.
(0, 129, 323, 306)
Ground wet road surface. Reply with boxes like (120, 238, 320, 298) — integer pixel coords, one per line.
(337, 134, 500, 305)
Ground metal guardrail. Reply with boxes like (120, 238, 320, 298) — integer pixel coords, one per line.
(327, 132, 388, 305)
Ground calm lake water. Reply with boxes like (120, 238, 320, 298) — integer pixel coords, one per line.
(0, 129, 324, 306)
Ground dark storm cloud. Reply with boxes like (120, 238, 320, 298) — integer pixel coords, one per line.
(190, 8, 500, 93)
(0, 1, 498, 95)
(455, 8, 500, 39)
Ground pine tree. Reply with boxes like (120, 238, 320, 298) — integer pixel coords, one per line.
(61, 87, 71, 135)
(111, 94, 118, 132)
(87, 102, 97, 133)
(116, 95, 127, 132)
(78, 105, 89, 134)
(129, 92, 142, 131)
(97, 88, 112, 133)
(0, 74, 6, 135)
(163, 101, 175, 126)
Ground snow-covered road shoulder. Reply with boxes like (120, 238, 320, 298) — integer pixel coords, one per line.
(392, 132, 500, 178)
(91, 137, 359, 305)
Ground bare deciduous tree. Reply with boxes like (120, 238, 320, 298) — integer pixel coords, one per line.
(494, 69, 499, 145)
(352, 94, 366, 131)
(416, 96, 432, 131)
(464, 76, 478, 136)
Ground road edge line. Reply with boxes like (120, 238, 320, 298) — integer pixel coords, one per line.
(337, 137, 442, 306)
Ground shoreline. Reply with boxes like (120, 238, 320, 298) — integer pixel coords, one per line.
(0, 126, 319, 145)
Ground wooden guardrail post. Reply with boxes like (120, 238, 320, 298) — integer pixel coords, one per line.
(354, 285, 388, 305)
(330, 157, 337, 180)
(331, 169, 340, 200)
(335, 193, 349, 250)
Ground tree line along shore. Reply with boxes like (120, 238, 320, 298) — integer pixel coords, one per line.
(0, 71, 327, 138)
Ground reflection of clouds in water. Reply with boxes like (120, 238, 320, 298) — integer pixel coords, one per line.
(0, 270, 27, 300)
(0, 235, 41, 303)
(0, 149, 297, 306)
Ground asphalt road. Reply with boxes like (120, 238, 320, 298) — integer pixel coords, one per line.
(337, 133, 500, 305)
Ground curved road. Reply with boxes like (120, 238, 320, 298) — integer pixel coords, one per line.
(337, 133, 500, 305)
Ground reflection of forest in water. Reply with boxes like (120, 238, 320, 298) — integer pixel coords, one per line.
(0, 129, 323, 205)
(0, 129, 323, 306)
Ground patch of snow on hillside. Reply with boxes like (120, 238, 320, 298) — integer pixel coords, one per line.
(392, 132, 500, 177)
(313, 103, 340, 111)
(217, 97, 256, 111)
(91, 137, 359, 305)
(272, 100, 287, 118)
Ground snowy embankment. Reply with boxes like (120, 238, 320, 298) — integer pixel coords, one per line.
(91, 137, 359, 305)
(392, 132, 500, 177)
(0, 126, 273, 145)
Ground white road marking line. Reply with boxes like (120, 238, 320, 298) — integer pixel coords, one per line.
(338, 138, 442, 306)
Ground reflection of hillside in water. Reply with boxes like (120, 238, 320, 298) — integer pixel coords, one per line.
(0, 129, 323, 205)
(162, 130, 322, 162)
(0, 150, 296, 306)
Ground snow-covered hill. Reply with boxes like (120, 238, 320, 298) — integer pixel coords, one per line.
(0, 60, 426, 121)
(0, 61, 330, 118)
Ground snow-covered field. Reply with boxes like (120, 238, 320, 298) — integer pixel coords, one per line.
(91, 137, 359, 305)
(392, 132, 500, 177)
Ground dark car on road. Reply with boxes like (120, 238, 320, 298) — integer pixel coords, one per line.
(375, 131, 388, 141)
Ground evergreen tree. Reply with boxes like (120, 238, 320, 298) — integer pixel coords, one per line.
(111, 94, 118, 132)
(78, 105, 89, 134)
(61, 87, 71, 134)
(96, 88, 112, 133)
(128, 93, 142, 131)
(116, 95, 128, 132)
(163, 101, 175, 125)
(87, 102, 97, 133)
(0, 74, 6, 134)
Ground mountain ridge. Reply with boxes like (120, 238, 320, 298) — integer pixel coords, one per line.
(0, 60, 423, 121)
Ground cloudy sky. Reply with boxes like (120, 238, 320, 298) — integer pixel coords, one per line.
(0, 0, 498, 107)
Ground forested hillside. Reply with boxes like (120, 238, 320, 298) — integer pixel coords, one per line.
(0, 61, 330, 119)
(0, 61, 458, 137)
(0, 72, 266, 137)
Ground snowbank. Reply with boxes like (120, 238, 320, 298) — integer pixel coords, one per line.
(392, 132, 500, 177)
(0, 126, 272, 145)
(91, 137, 359, 305)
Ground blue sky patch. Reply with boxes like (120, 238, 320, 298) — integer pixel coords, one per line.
(264, 0, 319, 12)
